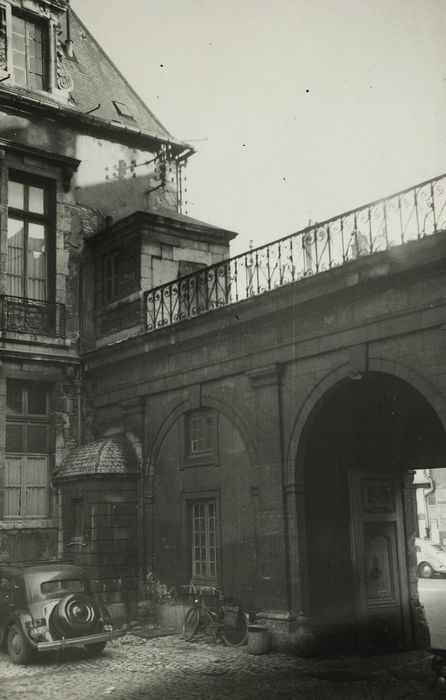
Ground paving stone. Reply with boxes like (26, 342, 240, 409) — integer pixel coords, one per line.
(0, 634, 440, 700)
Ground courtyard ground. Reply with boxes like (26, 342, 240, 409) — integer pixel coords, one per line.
(0, 630, 442, 700)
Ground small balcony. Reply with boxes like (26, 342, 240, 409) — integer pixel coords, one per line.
(0, 295, 66, 338)
(145, 172, 446, 333)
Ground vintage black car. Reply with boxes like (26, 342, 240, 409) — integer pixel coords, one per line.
(0, 562, 125, 664)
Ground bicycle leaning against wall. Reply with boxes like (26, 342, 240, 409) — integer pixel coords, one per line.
(183, 585, 248, 647)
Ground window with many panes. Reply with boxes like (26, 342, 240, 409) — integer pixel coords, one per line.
(7, 174, 52, 301)
(11, 12, 48, 91)
(191, 500, 218, 581)
(5, 381, 51, 518)
(188, 411, 214, 455)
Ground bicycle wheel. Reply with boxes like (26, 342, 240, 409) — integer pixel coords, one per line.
(221, 610, 248, 647)
(183, 607, 200, 641)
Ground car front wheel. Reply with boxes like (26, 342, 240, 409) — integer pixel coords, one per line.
(418, 562, 434, 578)
(7, 623, 35, 665)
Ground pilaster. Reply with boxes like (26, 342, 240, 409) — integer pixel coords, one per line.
(246, 364, 288, 609)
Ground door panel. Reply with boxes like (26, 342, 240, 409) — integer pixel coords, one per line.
(349, 472, 411, 654)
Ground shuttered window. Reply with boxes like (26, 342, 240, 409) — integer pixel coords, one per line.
(5, 381, 50, 518)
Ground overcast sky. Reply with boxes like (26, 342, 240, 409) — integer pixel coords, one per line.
(71, 0, 446, 255)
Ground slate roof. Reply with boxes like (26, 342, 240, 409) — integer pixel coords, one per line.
(90, 206, 238, 245)
(64, 9, 174, 142)
(54, 437, 140, 482)
(0, 7, 190, 152)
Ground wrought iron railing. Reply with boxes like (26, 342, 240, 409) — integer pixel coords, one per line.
(0, 295, 66, 338)
(145, 172, 446, 332)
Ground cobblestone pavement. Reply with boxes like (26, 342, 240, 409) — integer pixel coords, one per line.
(0, 633, 441, 700)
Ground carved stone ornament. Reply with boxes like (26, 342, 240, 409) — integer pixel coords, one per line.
(55, 22, 73, 92)
(0, 6, 7, 72)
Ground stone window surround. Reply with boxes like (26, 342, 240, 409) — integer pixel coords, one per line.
(0, 0, 73, 101)
(181, 488, 221, 587)
(180, 409, 220, 469)
(0, 367, 64, 526)
(7, 169, 55, 302)
(0, 145, 78, 321)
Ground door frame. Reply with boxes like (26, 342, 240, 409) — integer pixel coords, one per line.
(349, 469, 412, 654)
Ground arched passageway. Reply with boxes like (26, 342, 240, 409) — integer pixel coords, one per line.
(302, 371, 446, 654)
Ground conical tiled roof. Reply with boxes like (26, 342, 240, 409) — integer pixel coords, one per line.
(53, 437, 140, 482)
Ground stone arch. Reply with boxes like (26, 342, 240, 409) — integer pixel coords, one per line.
(147, 393, 259, 485)
(284, 356, 446, 486)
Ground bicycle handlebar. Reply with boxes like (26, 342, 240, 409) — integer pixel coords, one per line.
(181, 584, 224, 598)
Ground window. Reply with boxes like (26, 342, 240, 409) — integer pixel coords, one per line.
(5, 380, 50, 518)
(188, 412, 214, 455)
(191, 500, 218, 581)
(69, 497, 86, 544)
(11, 12, 48, 91)
(102, 250, 121, 305)
(7, 175, 52, 301)
(179, 261, 207, 278)
(113, 101, 134, 119)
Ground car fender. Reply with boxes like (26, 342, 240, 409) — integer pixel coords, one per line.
(2, 609, 36, 649)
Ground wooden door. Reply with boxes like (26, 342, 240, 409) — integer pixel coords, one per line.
(349, 471, 412, 654)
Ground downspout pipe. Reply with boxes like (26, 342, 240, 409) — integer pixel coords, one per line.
(65, 7, 73, 58)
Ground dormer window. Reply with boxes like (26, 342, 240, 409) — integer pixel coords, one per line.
(11, 12, 48, 91)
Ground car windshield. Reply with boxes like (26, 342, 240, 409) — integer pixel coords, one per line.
(41, 579, 84, 595)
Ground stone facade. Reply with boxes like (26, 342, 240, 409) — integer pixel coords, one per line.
(0, 0, 445, 656)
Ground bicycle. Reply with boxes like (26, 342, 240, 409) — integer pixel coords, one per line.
(183, 585, 248, 647)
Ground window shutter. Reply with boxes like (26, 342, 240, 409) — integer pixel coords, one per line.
(23, 456, 48, 517)
(5, 456, 23, 517)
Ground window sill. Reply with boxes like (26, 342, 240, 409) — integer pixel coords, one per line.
(0, 519, 58, 530)
(181, 452, 219, 469)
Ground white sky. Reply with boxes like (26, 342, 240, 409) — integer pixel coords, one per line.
(71, 0, 446, 255)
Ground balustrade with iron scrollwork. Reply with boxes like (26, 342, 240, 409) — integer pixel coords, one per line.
(145, 172, 446, 333)
(0, 296, 66, 338)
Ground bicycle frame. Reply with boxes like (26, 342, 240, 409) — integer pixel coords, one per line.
(183, 585, 248, 646)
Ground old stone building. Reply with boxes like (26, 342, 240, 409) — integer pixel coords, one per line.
(1, 0, 446, 657)
(0, 0, 233, 617)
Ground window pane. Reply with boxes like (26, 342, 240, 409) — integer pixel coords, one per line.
(7, 381, 23, 415)
(27, 425, 48, 454)
(29, 73, 44, 91)
(28, 187, 45, 215)
(6, 423, 25, 453)
(7, 217, 25, 297)
(8, 181, 24, 210)
(12, 15, 25, 36)
(27, 383, 48, 415)
(13, 68, 26, 86)
(32, 42, 42, 59)
(27, 223, 47, 300)
(12, 50, 26, 70)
